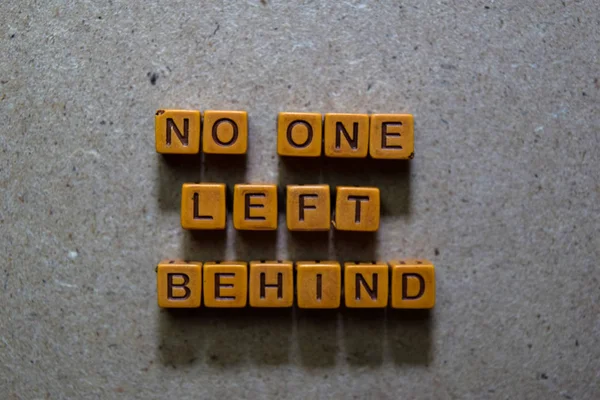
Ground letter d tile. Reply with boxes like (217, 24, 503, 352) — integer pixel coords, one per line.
(390, 259, 435, 309)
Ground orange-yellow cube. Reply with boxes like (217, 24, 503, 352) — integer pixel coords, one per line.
(155, 109, 201, 154)
(249, 261, 294, 308)
(156, 260, 202, 308)
(233, 184, 278, 230)
(390, 259, 435, 309)
(180, 183, 226, 230)
(369, 114, 414, 159)
(344, 262, 389, 308)
(286, 185, 330, 231)
(334, 186, 380, 231)
(277, 112, 323, 157)
(296, 261, 341, 309)
(203, 261, 248, 308)
(324, 113, 369, 158)
(202, 110, 248, 154)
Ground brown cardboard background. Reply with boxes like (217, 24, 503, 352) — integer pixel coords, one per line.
(1, 1, 598, 398)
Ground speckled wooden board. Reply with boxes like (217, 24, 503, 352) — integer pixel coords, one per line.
(1, 1, 598, 399)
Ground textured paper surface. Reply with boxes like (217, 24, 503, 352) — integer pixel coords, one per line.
(0, 1, 598, 398)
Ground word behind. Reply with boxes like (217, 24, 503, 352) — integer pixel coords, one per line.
(157, 260, 435, 309)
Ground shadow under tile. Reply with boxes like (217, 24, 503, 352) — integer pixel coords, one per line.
(386, 309, 434, 366)
(340, 307, 385, 366)
(296, 309, 339, 368)
(331, 230, 377, 263)
(323, 158, 412, 217)
(233, 230, 277, 261)
(156, 154, 203, 212)
(182, 229, 227, 262)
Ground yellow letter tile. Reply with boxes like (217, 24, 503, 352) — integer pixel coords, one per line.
(286, 184, 330, 231)
(202, 110, 248, 154)
(156, 260, 202, 308)
(296, 261, 341, 309)
(155, 109, 201, 154)
(334, 186, 380, 231)
(180, 183, 227, 230)
(203, 262, 248, 308)
(277, 112, 323, 157)
(344, 262, 389, 308)
(369, 114, 414, 159)
(390, 259, 435, 309)
(324, 113, 369, 158)
(249, 261, 294, 308)
(233, 184, 278, 230)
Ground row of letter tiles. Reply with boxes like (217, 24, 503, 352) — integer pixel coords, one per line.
(155, 110, 248, 155)
(278, 112, 414, 159)
(157, 260, 435, 309)
(181, 183, 380, 231)
(155, 110, 414, 159)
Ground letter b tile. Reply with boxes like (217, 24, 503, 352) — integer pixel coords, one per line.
(156, 260, 202, 308)
(390, 259, 435, 309)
